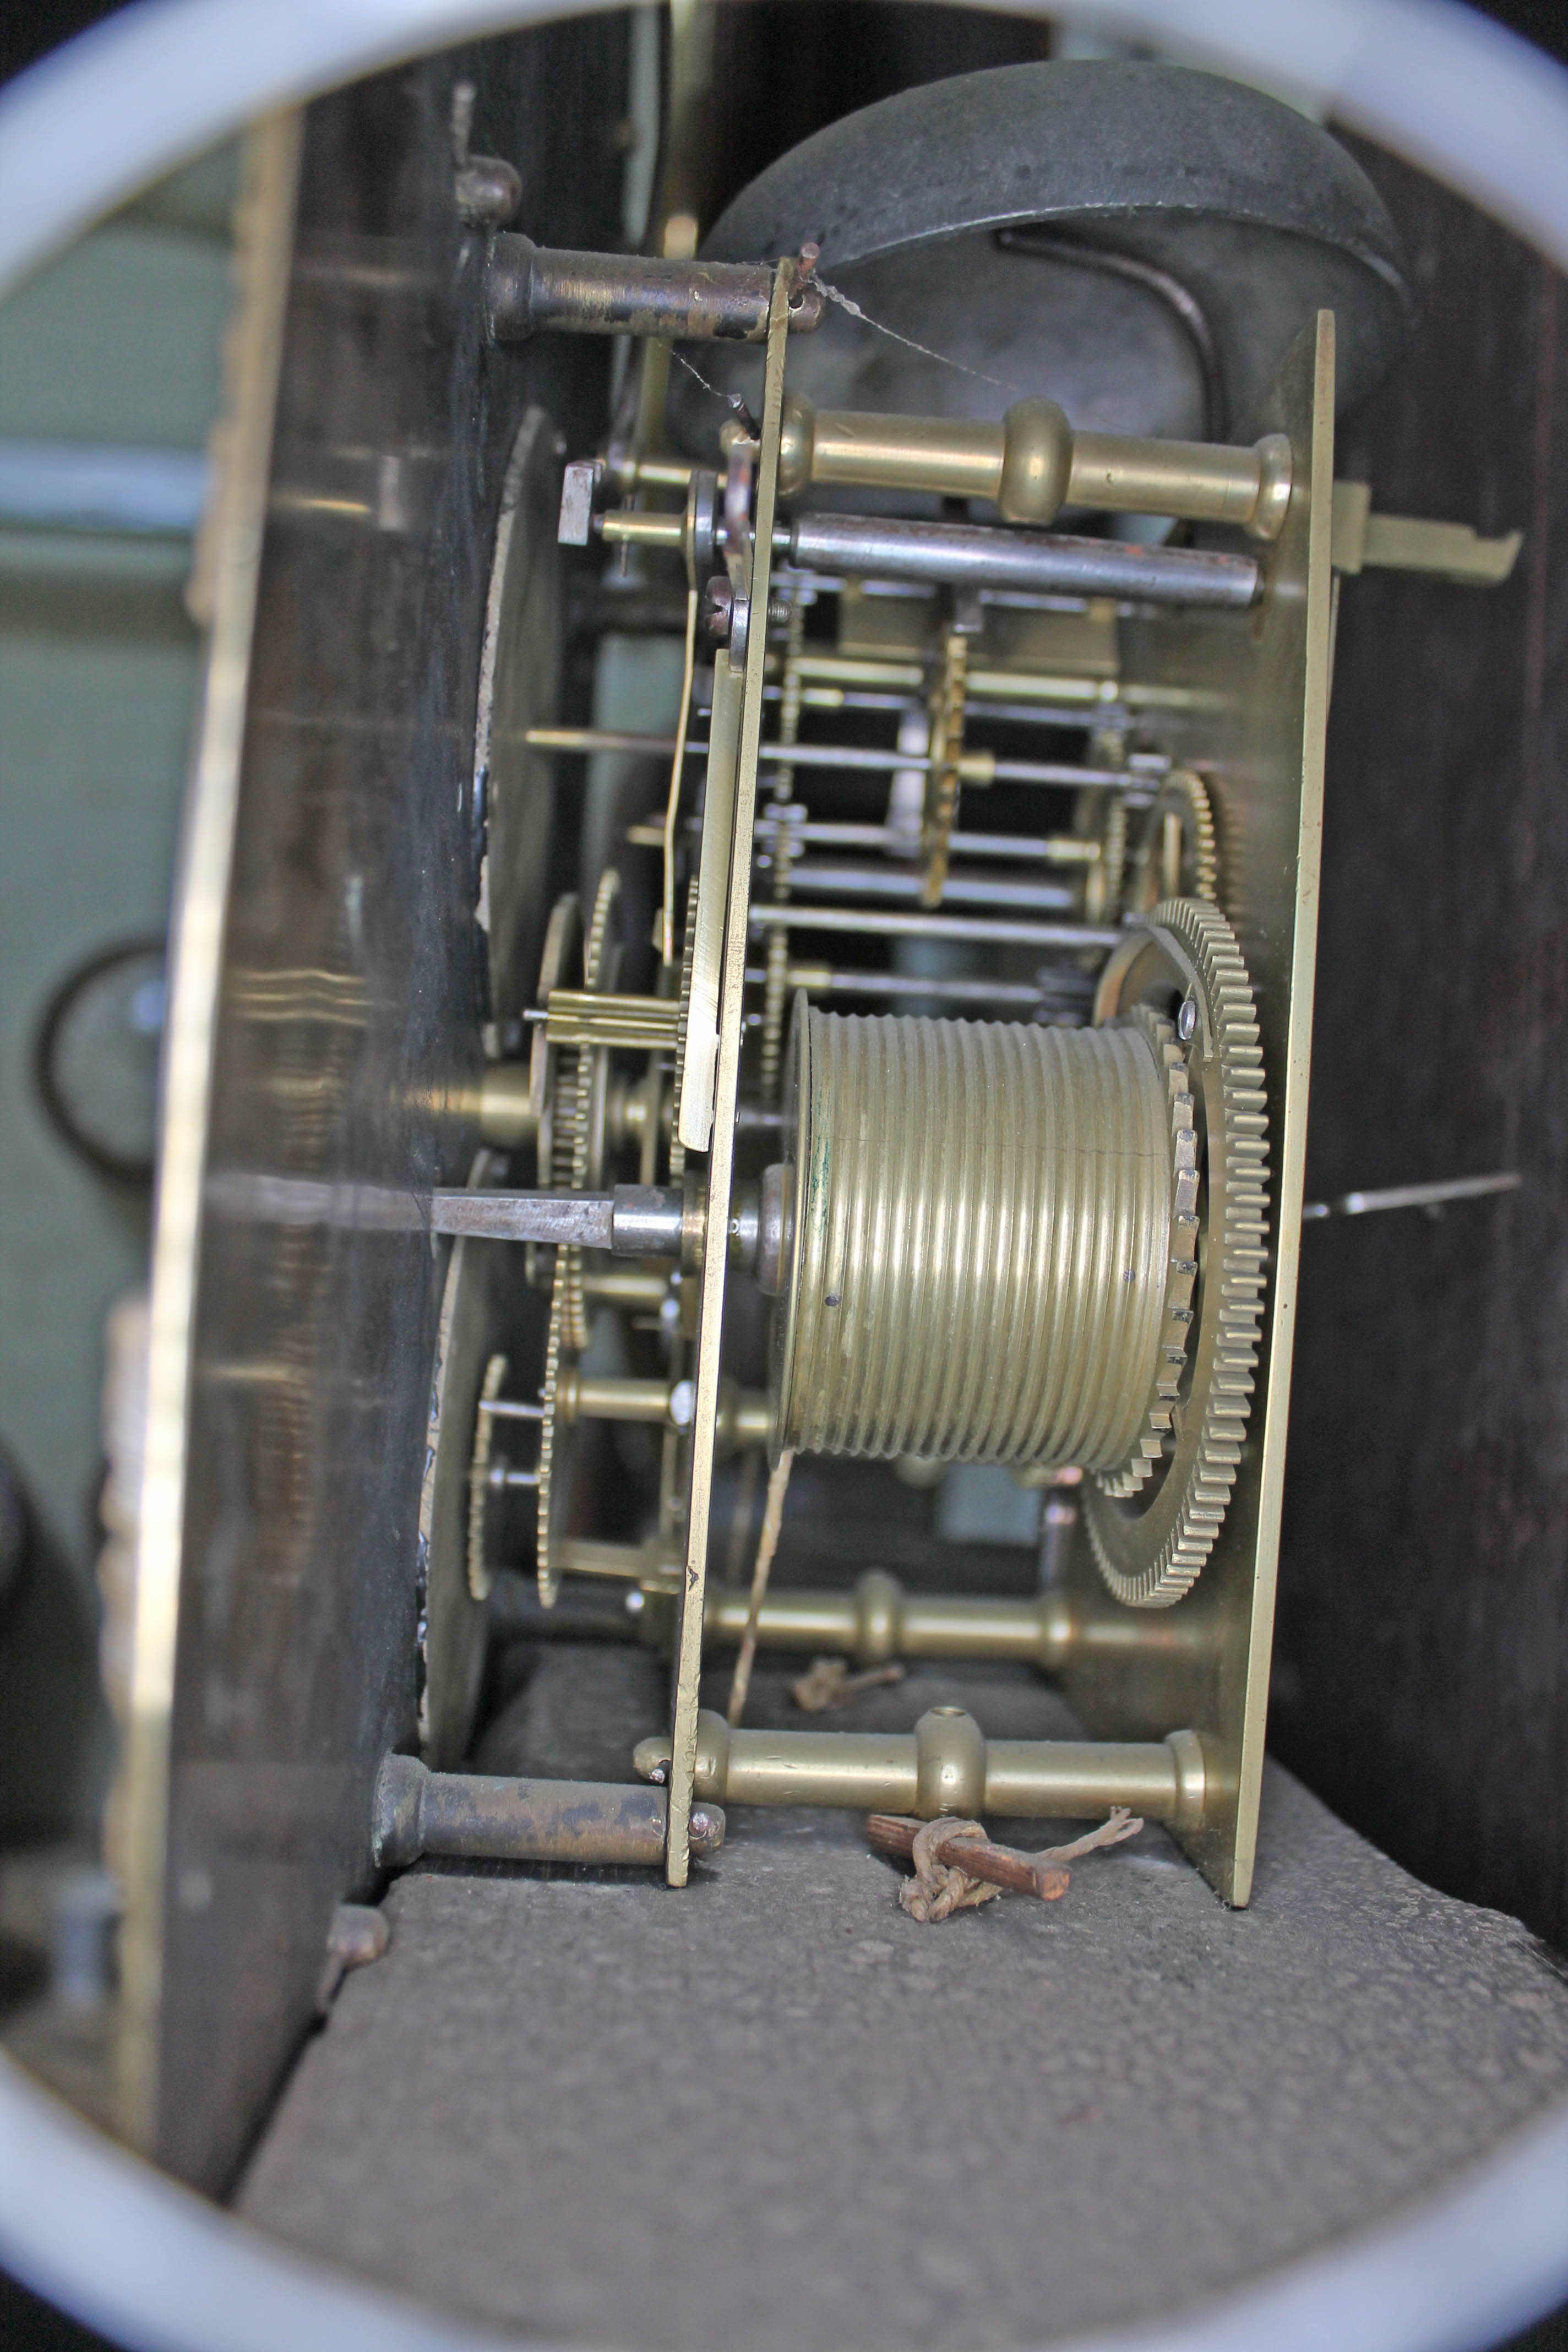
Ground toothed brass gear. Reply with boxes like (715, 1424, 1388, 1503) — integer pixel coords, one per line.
(572, 865, 620, 1184)
(668, 874, 700, 1182)
(551, 869, 620, 1352)
(760, 592, 809, 1097)
(919, 629, 968, 908)
(582, 864, 619, 990)
(535, 1282, 569, 1607)
(1075, 786, 1129, 925)
(532, 892, 582, 1190)
(1084, 897, 1269, 1609)
(1130, 767, 1219, 914)
(539, 870, 622, 1596)
(1093, 1005, 1200, 1504)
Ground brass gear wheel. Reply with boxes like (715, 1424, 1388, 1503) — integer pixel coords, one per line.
(571, 864, 622, 1187)
(532, 892, 582, 1189)
(1074, 786, 1129, 926)
(538, 868, 622, 1601)
(552, 868, 621, 1348)
(668, 873, 700, 1182)
(535, 1280, 570, 1605)
(1130, 767, 1219, 914)
(919, 628, 968, 907)
(1084, 897, 1269, 1608)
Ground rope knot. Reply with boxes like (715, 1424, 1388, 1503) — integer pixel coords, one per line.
(899, 1818, 1000, 1923)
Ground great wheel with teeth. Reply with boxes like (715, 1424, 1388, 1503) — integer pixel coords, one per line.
(536, 868, 622, 1603)
(1085, 896, 1270, 1609)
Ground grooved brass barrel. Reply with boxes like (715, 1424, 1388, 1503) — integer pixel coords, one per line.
(772, 1009, 1171, 1468)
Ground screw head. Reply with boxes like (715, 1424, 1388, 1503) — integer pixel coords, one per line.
(701, 577, 734, 643)
(455, 155, 522, 231)
(1178, 993, 1199, 1044)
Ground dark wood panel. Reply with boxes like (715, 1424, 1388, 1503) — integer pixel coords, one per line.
(1272, 135, 1568, 1952)
(156, 20, 628, 2193)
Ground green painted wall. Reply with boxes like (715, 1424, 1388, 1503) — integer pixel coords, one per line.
(0, 157, 234, 1575)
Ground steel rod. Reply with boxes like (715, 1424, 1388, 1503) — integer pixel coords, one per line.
(576, 497, 1260, 600)
(965, 699, 1128, 731)
(428, 1185, 684, 1254)
(760, 966, 1051, 1010)
(486, 235, 823, 343)
(778, 860, 1078, 914)
(527, 726, 1140, 791)
(754, 820, 1098, 864)
(529, 725, 682, 756)
(988, 758, 1141, 787)
(783, 685, 1141, 732)
(745, 904, 1120, 950)
(774, 742, 946, 774)
(785, 511, 1260, 607)
(429, 1189, 614, 1246)
(1301, 1170, 1521, 1220)
(372, 1755, 724, 1868)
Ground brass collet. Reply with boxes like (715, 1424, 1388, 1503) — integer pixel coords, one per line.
(702, 1567, 1076, 1669)
(776, 392, 1293, 540)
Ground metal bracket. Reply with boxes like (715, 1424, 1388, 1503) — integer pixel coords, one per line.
(664, 263, 796, 1887)
(1332, 478, 1521, 584)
